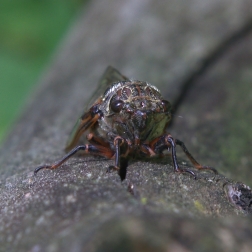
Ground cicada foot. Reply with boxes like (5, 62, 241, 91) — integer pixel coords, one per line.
(175, 167, 197, 179)
(107, 165, 127, 181)
(34, 164, 56, 175)
(107, 165, 119, 173)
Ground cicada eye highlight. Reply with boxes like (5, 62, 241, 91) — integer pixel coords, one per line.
(161, 100, 171, 112)
(110, 99, 124, 113)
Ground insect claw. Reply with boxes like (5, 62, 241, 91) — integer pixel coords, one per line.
(34, 165, 52, 175)
(177, 168, 197, 179)
(185, 169, 197, 179)
(107, 165, 119, 173)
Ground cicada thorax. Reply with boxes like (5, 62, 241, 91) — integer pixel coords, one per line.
(97, 81, 172, 146)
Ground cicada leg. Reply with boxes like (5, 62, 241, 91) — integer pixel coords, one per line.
(165, 136, 196, 178)
(175, 139, 218, 174)
(149, 134, 217, 178)
(34, 142, 114, 175)
(107, 136, 129, 181)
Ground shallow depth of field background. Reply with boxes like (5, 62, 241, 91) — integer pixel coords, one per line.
(0, 0, 88, 144)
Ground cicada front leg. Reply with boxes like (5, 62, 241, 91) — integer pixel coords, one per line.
(34, 144, 101, 174)
(34, 140, 115, 175)
(34, 102, 109, 175)
(107, 136, 129, 181)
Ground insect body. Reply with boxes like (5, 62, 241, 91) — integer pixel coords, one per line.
(35, 66, 217, 180)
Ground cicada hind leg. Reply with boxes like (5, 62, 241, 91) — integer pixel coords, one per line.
(174, 139, 218, 174)
(148, 134, 218, 178)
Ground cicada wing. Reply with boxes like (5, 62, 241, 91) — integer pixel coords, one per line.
(65, 66, 129, 151)
(65, 102, 102, 152)
(99, 65, 129, 87)
(85, 66, 129, 109)
(65, 117, 86, 152)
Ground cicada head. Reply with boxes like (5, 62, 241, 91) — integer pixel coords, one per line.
(100, 81, 172, 142)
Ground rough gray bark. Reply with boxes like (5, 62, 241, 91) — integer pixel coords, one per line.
(1, 0, 252, 251)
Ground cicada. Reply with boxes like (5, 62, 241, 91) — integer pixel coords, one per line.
(34, 66, 217, 180)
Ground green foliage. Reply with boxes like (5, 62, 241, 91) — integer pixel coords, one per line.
(0, 0, 88, 143)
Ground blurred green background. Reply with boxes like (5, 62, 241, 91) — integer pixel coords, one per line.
(0, 0, 88, 144)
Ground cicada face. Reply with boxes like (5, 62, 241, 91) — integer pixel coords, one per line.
(98, 80, 172, 143)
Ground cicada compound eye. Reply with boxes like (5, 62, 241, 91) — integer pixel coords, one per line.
(161, 100, 171, 112)
(110, 99, 124, 113)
